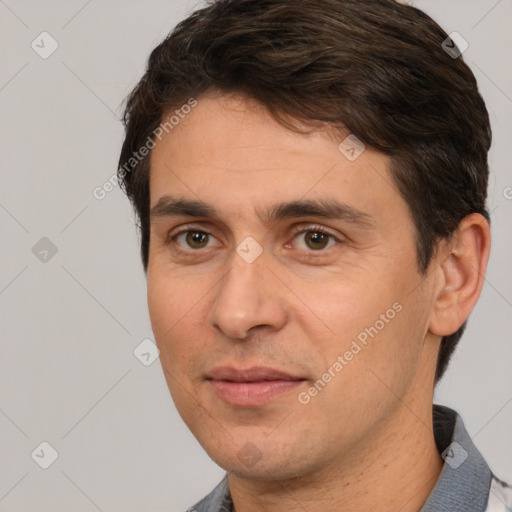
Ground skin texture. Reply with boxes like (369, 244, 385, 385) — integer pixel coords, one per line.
(147, 93, 490, 512)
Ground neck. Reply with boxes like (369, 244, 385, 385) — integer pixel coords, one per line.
(228, 395, 443, 512)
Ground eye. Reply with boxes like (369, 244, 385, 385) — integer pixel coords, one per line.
(292, 227, 339, 251)
(173, 230, 217, 250)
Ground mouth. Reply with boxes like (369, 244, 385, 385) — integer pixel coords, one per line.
(206, 366, 307, 407)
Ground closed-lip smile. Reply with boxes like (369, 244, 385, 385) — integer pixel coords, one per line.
(206, 366, 306, 406)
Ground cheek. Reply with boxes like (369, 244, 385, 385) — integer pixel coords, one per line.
(147, 270, 193, 361)
(293, 268, 399, 340)
(147, 273, 175, 338)
(147, 262, 201, 332)
(147, 268, 214, 372)
(297, 262, 426, 378)
(147, 272, 202, 411)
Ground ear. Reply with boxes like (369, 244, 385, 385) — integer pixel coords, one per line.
(429, 213, 491, 337)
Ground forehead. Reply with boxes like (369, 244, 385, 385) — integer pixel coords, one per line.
(148, 94, 405, 224)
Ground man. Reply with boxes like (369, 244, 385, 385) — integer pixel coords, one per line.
(117, 0, 511, 510)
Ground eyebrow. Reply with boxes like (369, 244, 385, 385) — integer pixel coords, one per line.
(150, 196, 374, 228)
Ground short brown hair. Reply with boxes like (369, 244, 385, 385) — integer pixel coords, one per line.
(118, 0, 491, 383)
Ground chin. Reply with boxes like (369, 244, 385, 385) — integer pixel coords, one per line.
(205, 438, 323, 482)
(223, 458, 303, 481)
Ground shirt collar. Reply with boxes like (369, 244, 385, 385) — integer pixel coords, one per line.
(420, 404, 492, 511)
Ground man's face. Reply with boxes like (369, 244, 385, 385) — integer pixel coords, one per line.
(148, 93, 441, 479)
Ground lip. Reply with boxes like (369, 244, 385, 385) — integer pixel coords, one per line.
(207, 366, 306, 407)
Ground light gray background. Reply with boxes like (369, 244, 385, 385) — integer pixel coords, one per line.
(0, 1, 510, 510)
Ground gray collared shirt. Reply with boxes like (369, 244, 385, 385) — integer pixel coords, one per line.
(188, 405, 512, 511)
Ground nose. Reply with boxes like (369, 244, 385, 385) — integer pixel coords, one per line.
(208, 250, 288, 340)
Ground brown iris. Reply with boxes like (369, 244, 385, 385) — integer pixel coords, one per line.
(304, 231, 330, 250)
(186, 231, 209, 249)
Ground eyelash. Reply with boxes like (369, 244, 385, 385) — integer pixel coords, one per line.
(167, 224, 341, 256)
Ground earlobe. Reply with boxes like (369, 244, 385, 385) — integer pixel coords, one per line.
(429, 213, 491, 337)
